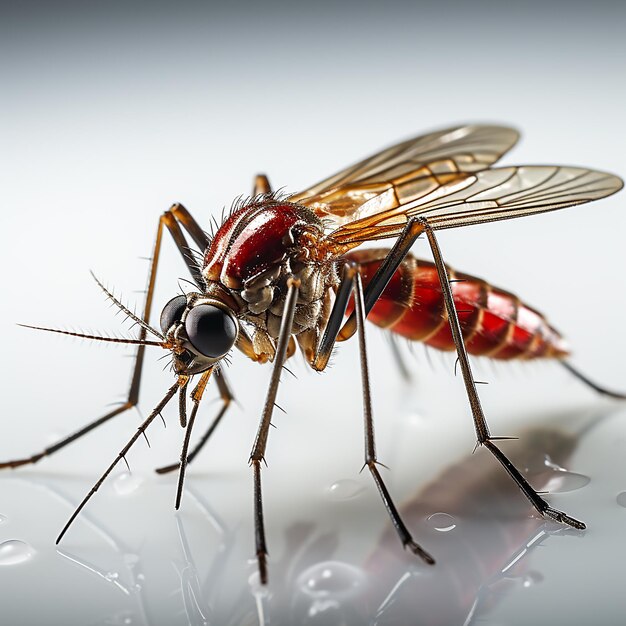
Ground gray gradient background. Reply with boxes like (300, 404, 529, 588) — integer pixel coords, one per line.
(2, 1, 626, 625)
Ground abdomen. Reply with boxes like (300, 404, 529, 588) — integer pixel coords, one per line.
(344, 248, 568, 360)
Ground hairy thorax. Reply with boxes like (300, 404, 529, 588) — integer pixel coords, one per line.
(202, 198, 338, 360)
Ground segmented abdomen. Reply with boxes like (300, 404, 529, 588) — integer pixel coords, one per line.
(344, 248, 568, 360)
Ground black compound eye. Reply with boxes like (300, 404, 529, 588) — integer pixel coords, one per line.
(160, 295, 187, 334)
(185, 304, 237, 358)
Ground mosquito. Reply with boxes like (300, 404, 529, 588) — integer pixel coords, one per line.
(4, 125, 624, 584)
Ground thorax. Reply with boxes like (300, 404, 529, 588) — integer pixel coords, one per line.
(202, 199, 338, 346)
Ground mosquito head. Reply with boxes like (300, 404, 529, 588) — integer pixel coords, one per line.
(160, 292, 238, 375)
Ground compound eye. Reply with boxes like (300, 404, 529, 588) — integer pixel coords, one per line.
(185, 304, 237, 358)
(160, 295, 187, 334)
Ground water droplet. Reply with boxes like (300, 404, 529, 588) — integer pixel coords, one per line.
(47, 430, 67, 445)
(543, 455, 565, 471)
(426, 512, 457, 532)
(543, 471, 590, 493)
(326, 480, 365, 501)
(113, 472, 143, 496)
(0, 514, 7, 524)
(405, 411, 427, 426)
(248, 571, 269, 598)
(616, 491, 626, 507)
(0, 540, 35, 565)
(522, 571, 543, 588)
(308, 599, 341, 619)
(297, 561, 365, 599)
(540, 456, 590, 493)
(102, 612, 134, 625)
(104, 571, 119, 581)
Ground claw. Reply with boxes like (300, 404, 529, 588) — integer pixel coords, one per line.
(257, 551, 268, 585)
(544, 507, 586, 530)
(405, 540, 436, 565)
(155, 462, 178, 475)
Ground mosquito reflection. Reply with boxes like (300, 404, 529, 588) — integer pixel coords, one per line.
(366, 406, 618, 626)
(3, 404, 618, 626)
(173, 514, 211, 626)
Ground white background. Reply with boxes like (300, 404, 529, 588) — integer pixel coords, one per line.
(1, 2, 626, 624)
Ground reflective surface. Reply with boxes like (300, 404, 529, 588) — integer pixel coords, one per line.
(3, 1, 626, 624)
(1, 365, 626, 625)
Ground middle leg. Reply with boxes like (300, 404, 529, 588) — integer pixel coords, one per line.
(312, 262, 434, 563)
(352, 268, 435, 563)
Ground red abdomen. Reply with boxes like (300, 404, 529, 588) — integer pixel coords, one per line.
(345, 248, 568, 360)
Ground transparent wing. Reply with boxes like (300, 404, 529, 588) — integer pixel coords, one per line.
(291, 125, 519, 221)
(327, 165, 623, 246)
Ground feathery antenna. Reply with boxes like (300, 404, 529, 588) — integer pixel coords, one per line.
(90, 271, 164, 340)
(17, 324, 166, 347)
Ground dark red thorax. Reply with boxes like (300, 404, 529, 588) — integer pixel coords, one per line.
(203, 201, 306, 289)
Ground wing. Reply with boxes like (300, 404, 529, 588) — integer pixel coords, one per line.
(291, 125, 519, 221)
(326, 165, 623, 247)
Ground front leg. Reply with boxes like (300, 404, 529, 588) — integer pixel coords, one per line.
(154, 172, 275, 475)
(249, 277, 301, 584)
(155, 369, 235, 475)
(0, 203, 206, 470)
